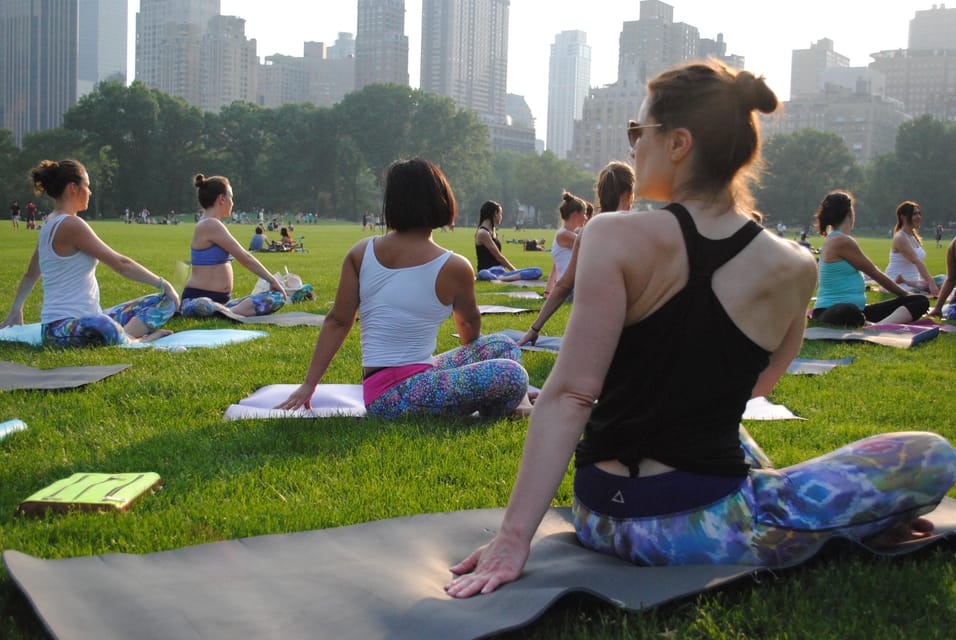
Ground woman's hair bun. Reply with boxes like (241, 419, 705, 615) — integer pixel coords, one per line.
(561, 191, 573, 202)
(194, 173, 206, 188)
(734, 70, 778, 115)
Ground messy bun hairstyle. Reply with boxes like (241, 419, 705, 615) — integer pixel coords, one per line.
(814, 190, 854, 236)
(31, 159, 87, 199)
(558, 191, 586, 221)
(646, 60, 778, 216)
(194, 173, 230, 209)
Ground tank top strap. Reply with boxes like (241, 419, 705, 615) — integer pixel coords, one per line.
(663, 202, 764, 287)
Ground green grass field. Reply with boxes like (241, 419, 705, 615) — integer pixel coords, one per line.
(0, 220, 954, 639)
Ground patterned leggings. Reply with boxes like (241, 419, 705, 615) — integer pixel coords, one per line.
(41, 293, 177, 348)
(573, 427, 956, 567)
(179, 291, 285, 318)
(366, 334, 529, 419)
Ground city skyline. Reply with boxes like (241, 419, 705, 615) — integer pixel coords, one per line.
(127, 0, 935, 145)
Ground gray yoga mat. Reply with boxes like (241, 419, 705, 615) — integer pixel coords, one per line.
(6, 499, 956, 640)
(214, 307, 326, 327)
(0, 361, 130, 391)
(804, 325, 940, 348)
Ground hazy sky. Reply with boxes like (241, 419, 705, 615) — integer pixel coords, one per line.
(127, 1, 934, 141)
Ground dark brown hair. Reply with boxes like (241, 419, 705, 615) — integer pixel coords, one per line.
(814, 190, 854, 236)
(478, 200, 502, 227)
(194, 173, 230, 209)
(895, 201, 923, 245)
(595, 161, 635, 213)
(382, 158, 458, 231)
(558, 191, 586, 221)
(31, 159, 87, 199)
(646, 59, 778, 215)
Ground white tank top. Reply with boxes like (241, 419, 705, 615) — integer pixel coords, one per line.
(551, 228, 575, 281)
(359, 238, 453, 367)
(886, 232, 925, 283)
(39, 213, 101, 324)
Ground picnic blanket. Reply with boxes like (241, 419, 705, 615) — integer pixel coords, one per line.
(0, 361, 130, 391)
(0, 325, 267, 350)
(804, 324, 940, 348)
(6, 499, 956, 640)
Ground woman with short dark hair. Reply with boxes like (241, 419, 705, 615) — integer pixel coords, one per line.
(278, 158, 529, 419)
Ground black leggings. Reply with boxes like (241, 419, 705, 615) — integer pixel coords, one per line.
(812, 295, 929, 327)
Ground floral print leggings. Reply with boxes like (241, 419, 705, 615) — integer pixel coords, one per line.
(41, 293, 177, 348)
(366, 334, 529, 419)
(179, 291, 286, 318)
(573, 427, 956, 567)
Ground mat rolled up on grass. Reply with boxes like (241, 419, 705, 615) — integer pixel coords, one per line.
(0, 361, 130, 391)
(6, 499, 956, 640)
(804, 325, 940, 348)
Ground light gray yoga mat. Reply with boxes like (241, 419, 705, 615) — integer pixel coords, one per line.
(0, 361, 130, 391)
(478, 305, 531, 315)
(6, 499, 956, 640)
(804, 325, 939, 348)
(214, 307, 326, 327)
(0, 325, 267, 350)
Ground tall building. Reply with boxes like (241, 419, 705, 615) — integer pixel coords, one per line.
(790, 38, 849, 99)
(200, 15, 257, 112)
(257, 39, 355, 109)
(136, 0, 220, 107)
(420, 0, 509, 121)
(78, 0, 128, 98)
(356, 0, 408, 89)
(570, 0, 742, 174)
(909, 4, 956, 50)
(547, 30, 590, 160)
(0, 0, 78, 146)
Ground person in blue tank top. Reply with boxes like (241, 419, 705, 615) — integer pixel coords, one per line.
(180, 174, 313, 319)
(0, 159, 179, 347)
(446, 60, 956, 599)
(811, 190, 928, 327)
(276, 158, 529, 419)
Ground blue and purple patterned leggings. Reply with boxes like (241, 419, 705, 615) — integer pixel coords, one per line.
(41, 293, 177, 348)
(573, 427, 956, 567)
(179, 291, 285, 318)
(366, 334, 529, 419)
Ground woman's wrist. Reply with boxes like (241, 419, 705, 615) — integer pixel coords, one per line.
(530, 324, 541, 333)
(156, 277, 165, 290)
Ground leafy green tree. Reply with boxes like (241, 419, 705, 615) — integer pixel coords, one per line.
(756, 129, 862, 231)
(0, 128, 24, 210)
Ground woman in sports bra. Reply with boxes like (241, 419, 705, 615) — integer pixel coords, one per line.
(446, 60, 956, 598)
(180, 174, 312, 318)
(0, 159, 179, 347)
(276, 158, 529, 419)
(811, 190, 928, 327)
(886, 201, 942, 296)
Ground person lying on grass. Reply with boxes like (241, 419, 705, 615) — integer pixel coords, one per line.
(445, 60, 956, 599)
(179, 173, 313, 319)
(277, 158, 530, 419)
(0, 159, 179, 347)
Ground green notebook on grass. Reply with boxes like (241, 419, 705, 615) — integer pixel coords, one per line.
(18, 472, 163, 515)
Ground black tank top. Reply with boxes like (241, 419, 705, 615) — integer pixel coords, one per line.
(475, 229, 503, 271)
(575, 203, 770, 477)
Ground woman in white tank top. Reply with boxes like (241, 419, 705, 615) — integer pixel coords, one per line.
(887, 201, 942, 296)
(0, 159, 179, 347)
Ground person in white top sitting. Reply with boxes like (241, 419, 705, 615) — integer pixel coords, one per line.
(1, 159, 179, 347)
(886, 201, 942, 296)
(277, 158, 529, 419)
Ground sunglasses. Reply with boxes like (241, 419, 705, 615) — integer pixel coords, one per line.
(627, 119, 662, 146)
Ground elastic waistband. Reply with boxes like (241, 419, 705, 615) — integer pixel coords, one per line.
(182, 287, 230, 304)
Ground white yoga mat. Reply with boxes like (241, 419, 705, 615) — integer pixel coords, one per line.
(478, 305, 532, 315)
(0, 325, 266, 350)
(742, 397, 805, 421)
(224, 384, 367, 420)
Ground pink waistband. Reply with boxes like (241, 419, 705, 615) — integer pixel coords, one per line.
(362, 363, 434, 406)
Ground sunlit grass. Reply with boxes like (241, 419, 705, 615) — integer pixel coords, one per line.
(0, 220, 954, 639)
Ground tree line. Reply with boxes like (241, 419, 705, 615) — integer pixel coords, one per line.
(2, 80, 955, 232)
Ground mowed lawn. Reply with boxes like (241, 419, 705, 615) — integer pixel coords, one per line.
(0, 219, 955, 639)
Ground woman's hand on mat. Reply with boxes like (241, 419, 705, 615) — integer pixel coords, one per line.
(444, 532, 529, 598)
(516, 327, 538, 346)
(274, 383, 316, 411)
(0, 309, 23, 328)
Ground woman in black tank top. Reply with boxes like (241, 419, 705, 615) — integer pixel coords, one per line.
(474, 200, 515, 271)
(446, 60, 956, 598)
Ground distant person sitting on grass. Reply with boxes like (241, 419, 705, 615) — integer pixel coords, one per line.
(811, 190, 929, 327)
(179, 174, 313, 319)
(886, 201, 942, 296)
(475, 200, 516, 272)
(0, 159, 179, 347)
(276, 158, 530, 419)
(248, 225, 268, 251)
(518, 160, 635, 346)
(929, 235, 956, 320)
